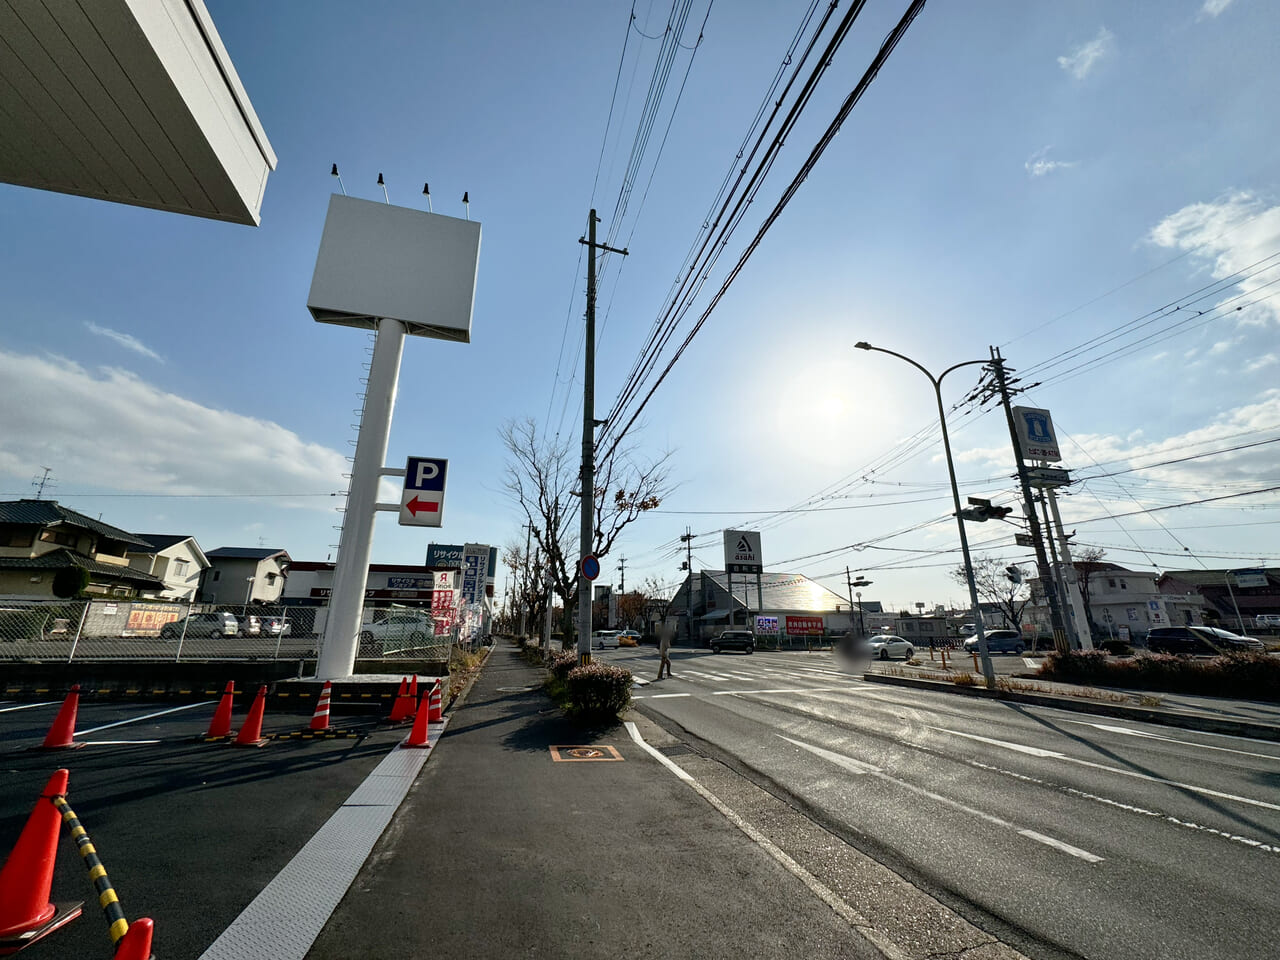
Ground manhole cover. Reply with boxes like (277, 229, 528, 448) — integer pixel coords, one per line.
(549, 745, 624, 762)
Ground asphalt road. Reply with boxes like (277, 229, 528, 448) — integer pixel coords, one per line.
(610, 646, 1280, 960)
(0, 696, 402, 960)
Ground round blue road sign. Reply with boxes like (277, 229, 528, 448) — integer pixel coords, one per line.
(581, 555, 601, 581)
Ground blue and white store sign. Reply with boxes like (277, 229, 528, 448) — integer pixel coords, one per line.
(1011, 406, 1061, 462)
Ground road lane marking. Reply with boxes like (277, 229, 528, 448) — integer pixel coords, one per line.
(624, 722, 913, 960)
(712, 686, 851, 697)
(631, 677, 651, 686)
(1056, 719, 1280, 761)
(780, 735, 1103, 863)
(76, 701, 213, 735)
(80, 739, 162, 745)
(929, 726, 1280, 813)
(646, 693, 692, 699)
(0, 701, 58, 713)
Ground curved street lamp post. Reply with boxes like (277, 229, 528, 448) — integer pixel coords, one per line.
(854, 341, 996, 688)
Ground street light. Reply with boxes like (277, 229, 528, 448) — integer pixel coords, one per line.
(852, 575, 872, 637)
(243, 576, 255, 618)
(854, 341, 996, 687)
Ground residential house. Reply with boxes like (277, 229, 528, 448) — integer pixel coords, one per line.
(130, 535, 210, 601)
(1030, 563, 1176, 641)
(0, 499, 164, 599)
(200, 547, 291, 606)
(668, 570, 852, 642)
(1159, 568, 1277, 633)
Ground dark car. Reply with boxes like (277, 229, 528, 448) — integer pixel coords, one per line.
(710, 630, 754, 654)
(1145, 625, 1264, 655)
(962, 629, 1024, 655)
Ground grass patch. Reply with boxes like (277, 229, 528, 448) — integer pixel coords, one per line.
(953, 672, 978, 686)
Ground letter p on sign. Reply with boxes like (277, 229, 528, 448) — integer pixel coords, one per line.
(400, 456, 448, 527)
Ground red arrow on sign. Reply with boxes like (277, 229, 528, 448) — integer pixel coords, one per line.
(406, 496, 439, 517)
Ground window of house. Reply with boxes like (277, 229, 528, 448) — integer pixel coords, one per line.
(111, 585, 130, 597)
(1, 527, 34, 547)
(265, 572, 277, 585)
(212, 570, 221, 581)
(39, 529, 78, 547)
(173, 559, 189, 576)
(1120, 580, 1128, 590)
(1107, 578, 1116, 588)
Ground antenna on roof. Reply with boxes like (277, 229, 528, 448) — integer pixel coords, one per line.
(31, 467, 55, 500)
(331, 163, 346, 196)
(462, 191, 470, 220)
(423, 182, 432, 213)
(377, 172, 390, 204)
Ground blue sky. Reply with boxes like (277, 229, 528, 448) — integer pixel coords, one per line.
(2, 0, 1278, 614)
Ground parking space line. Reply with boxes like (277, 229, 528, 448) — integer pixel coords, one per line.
(0, 701, 58, 713)
(76, 701, 213, 735)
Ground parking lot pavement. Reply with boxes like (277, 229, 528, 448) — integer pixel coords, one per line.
(0, 697, 407, 959)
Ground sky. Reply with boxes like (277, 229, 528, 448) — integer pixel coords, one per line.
(2, 0, 1279, 616)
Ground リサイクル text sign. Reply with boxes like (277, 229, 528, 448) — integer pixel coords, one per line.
(400, 456, 448, 527)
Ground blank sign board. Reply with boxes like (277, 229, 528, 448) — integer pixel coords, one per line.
(307, 195, 481, 342)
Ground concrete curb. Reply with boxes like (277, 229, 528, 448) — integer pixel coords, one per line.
(862, 672, 1280, 742)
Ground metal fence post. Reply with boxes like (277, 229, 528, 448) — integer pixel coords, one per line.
(66, 599, 91, 662)
(174, 597, 195, 662)
(272, 605, 286, 661)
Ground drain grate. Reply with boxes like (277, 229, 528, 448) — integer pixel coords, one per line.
(659, 743, 697, 758)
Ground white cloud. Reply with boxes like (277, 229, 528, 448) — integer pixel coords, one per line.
(1148, 191, 1280, 327)
(1057, 27, 1115, 80)
(1209, 338, 1239, 355)
(1246, 353, 1278, 372)
(0, 347, 347, 505)
(84, 322, 163, 362)
(1025, 146, 1078, 178)
(1201, 0, 1234, 18)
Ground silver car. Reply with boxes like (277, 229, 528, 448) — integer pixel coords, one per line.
(867, 634, 914, 660)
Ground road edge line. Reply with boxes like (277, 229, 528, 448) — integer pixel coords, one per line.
(624, 720, 911, 960)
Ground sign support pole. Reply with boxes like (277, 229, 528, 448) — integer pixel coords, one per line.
(318, 316, 405, 679)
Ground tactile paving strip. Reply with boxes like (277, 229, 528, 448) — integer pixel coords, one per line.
(197, 719, 447, 960)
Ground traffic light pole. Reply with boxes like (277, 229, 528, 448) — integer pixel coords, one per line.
(988, 347, 1071, 654)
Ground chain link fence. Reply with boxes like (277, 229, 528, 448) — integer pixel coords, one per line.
(0, 598, 453, 663)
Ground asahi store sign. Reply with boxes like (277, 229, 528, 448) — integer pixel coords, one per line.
(723, 529, 762, 574)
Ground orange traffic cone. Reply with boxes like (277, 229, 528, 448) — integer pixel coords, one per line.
(113, 917, 153, 960)
(388, 677, 414, 724)
(39, 684, 85, 750)
(309, 681, 333, 732)
(408, 673, 419, 699)
(427, 678, 443, 722)
(234, 685, 270, 747)
(0, 769, 83, 951)
(401, 697, 431, 749)
(207, 681, 235, 738)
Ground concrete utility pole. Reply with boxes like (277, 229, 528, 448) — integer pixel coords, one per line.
(987, 347, 1071, 654)
(576, 209, 627, 665)
(617, 556, 626, 597)
(519, 521, 534, 637)
(1045, 485, 1093, 649)
(681, 527, 695, 642)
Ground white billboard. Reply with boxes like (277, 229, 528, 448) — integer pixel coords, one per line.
(1012, 406, 1061, 462)
(724, 529, 762, 574)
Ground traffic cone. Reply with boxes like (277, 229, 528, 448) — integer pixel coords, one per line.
(0, 769, 83, 950)
(408, 673, 419, 699)
(112, 917, 153, 960)
(427, 678, 443, 722)
(234, 685, 270, 747)
(401, 697, 431, 749)
(309, 681, 333, 732)
(207, 681, 235, 738)
(39, 684, 85, 750)
(388, 677, 414, 724)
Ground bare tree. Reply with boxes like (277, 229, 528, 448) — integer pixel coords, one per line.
(950, 555, 1031, 634)
(500, 417, 672, 642)
(1073, 545, 1107, 632)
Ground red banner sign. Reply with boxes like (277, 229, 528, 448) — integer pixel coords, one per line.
(785, 615, 824, 636)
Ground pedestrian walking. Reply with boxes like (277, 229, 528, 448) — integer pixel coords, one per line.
(657, 621, 674, 680)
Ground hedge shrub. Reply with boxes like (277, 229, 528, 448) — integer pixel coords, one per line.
(548, 651, 579, 683)
(1037, 650, 1280, 702)
(564, 662, 633, 721)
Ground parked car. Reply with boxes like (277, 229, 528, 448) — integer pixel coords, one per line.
(359, 614, 434, 646)
(1254, 614, 1280, 629)
(1146, 625, 1264, 655)
(159, 611, 240, 640)
(710, 630, 754, 654)
(241, 615, 261, 637)
(592, 630, 622, 650)
(258, 616, 292, 637)
(867, 634, 914, 660)
(963, 629, 1025, 654)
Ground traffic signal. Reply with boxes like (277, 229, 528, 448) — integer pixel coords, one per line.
(1005, 565, 1023, 584)
(960, 497, 1015, 522)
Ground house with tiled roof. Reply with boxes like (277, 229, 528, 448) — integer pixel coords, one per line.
(0, 499, 164, 599)
(199, 546, 291, 605)
(129, 535, 210, 601)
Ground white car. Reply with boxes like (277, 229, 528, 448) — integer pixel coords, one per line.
(360, 614, 435, 647)
(867, 634, 914, 660)
(592, 630, 622, 650)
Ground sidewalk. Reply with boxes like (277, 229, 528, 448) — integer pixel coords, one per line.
(864, 658, 1280, 740)
(305, 645, 889, 960)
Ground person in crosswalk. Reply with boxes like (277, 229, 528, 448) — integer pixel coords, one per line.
(657, 620, 674, 680)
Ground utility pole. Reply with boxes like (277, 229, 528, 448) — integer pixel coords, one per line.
(1038, 492, 1077, 647)
(617, 556, 626, 596)
(1045, 485, 1093, 649)
(845, 567, 856, 632)
(680, 527, 695, 643)
(987, 347, 1071, 654)
(577, 209, 627, 665)
(519, 521, 534, 638)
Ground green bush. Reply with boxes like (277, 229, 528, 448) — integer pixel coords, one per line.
(1037, 650, 1280, 702)
(564, 662, 632, 721)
